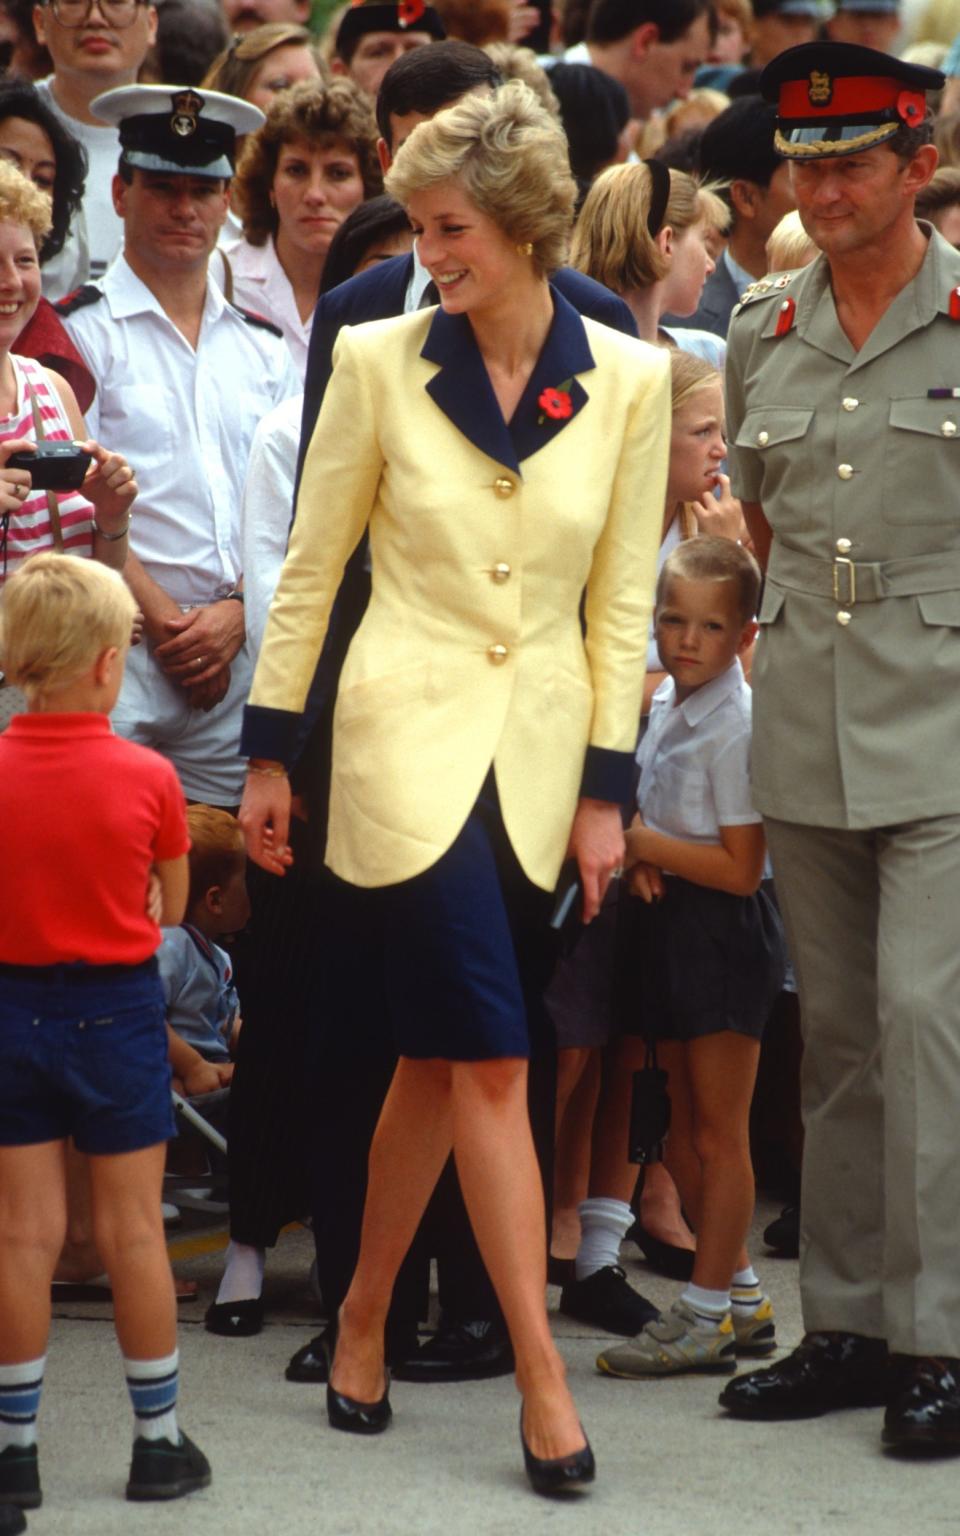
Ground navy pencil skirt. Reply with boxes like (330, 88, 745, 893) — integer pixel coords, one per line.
(361, 773, 556, 1062)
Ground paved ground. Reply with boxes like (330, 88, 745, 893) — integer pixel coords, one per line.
(26, 1196, 958, 1536)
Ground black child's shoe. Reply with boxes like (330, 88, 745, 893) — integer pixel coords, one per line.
(0, 1446, 40, 1510)
(126, 1432, 212, 1501)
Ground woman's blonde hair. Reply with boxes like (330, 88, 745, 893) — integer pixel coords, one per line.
(569, 162, 728, 294)
(0, 158, 51, 244)
(765, 209, 818, 273)
(232, 77, 381, 247)
(384, 80, 577, 277)
(0, 553, 135, 701)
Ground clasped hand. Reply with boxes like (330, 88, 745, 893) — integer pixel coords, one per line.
(623, 811, 665, 904)
(153, 600, 245, 713)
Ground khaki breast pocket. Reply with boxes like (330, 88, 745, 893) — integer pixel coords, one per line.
(883, 399, 960, 524)
(733, 408, 814, 528)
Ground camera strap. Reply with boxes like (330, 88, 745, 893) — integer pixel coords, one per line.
(26, 381, 64, 554)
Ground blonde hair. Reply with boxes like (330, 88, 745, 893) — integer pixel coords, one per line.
(186, 804, 246, 909)
(670, 350, 722, 539)
(0, 158, 52, 244)
(765, 209, 819, 273)
(384, 80, 576, 277)
(483, 43, 561, 119)
(570, 162, 728, 293)
(0, 553, 135, 700)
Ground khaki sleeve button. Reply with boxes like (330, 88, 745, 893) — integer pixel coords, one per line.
(837, 610, 852, 626)
(757, 430, 769, 446)
(491, 562, 511, 584)
(487, 643, 509, 664)
(837, 464, 854, 480)
(942, 420, 957, 437)
(494, 477, 515, 498)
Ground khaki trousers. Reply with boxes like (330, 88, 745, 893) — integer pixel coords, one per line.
(765, 815, 960, 1356)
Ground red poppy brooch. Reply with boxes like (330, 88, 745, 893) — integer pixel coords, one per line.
(538, 380, 573, 424)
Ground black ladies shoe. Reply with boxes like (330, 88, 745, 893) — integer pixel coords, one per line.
(204, 1297, 263, 1337)
(326, 1373, 392, 1435)
(626, 1220, 696, 1281)
(520, 1411, 595, 1496)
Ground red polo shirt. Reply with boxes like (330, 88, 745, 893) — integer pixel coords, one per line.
(0, 713, 189, 965)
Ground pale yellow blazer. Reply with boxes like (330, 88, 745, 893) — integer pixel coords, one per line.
(248, 299, 670, 890)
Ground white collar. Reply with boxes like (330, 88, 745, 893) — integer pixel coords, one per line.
(104, 253, 229, 326)
(654, 658, 745, 728)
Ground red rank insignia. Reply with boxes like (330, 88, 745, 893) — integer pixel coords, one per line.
(950, 287, 960, 322)
(775, 297, 796, 337)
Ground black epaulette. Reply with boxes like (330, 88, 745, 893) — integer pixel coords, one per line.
(229, 303, 283, 339)
(54, 283, 104, 316)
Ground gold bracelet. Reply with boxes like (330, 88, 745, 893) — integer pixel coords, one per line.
(246, 763, 288, 778)
(94, 517, 131, 541)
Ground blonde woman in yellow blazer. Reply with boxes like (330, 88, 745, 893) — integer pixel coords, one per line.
(240, 83, 670, 1495)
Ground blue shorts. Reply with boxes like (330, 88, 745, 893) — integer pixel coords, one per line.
(0, 959, 175, 1155)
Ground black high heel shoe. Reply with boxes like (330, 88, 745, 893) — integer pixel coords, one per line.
(626, 1219, 696, 1281)
(520, 1410, 595, 1496)
(326, 1367, 392, 1436)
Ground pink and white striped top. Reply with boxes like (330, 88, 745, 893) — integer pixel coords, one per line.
(0, 354, 94, 585)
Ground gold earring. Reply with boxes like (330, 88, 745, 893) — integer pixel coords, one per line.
(516, 242, 533, 257)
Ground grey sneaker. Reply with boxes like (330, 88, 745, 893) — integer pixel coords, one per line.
(596, 1299, 737, 1378)
(731, 1290, 777, 1356)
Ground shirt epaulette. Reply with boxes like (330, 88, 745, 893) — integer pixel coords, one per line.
(229, 303, 283, 339)
(731, 269, 798, 320)
(54, 284, 104, 317)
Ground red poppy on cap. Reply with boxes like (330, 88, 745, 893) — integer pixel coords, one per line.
(399, 0, 426, 23)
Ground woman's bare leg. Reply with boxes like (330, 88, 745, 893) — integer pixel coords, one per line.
(0, 1142, 67, 1361)
(333, 1057, 455, 1400)
(451, 1058, 585, 1461)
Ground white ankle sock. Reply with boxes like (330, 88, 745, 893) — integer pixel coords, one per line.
(681, 1283, 730, 1325)
(574, 1198, 634, 1281)
(215, 1241, 265, 1305)
(124, 1349, 180, 1444)
(732, 1265, 759, 1289)
(0, 1356, 45, 1452)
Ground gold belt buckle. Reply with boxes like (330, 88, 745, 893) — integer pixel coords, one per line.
(832, 557, 856, 606)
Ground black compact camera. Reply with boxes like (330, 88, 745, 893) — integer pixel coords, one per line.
(627, 1051, 671, 1166)
(8, 443, 93, 491)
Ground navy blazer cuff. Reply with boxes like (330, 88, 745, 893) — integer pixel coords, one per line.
(241, 704, 302, 767)
(580, 746, 634, 805)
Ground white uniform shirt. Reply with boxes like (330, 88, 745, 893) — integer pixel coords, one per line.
(64, 256, 300, 607)
(36, 78, 122, 294)
(241, 392, 302, 659)
(637, 658, 760, 845)
(219, 235, 311, 381)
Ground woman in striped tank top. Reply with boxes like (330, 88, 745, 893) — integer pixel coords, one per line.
(0, 160, 137, 589)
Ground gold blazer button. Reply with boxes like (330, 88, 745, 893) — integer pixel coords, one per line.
(487, 643, 509, 664)
(491, 562, 511, 583)
(494, 477, 515, 498)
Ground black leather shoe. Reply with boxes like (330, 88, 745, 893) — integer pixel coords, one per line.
(520, 1410, 595, 1497)
(0, 1505, 26, 1534)
(559, 1266, 660, 1336)
(883, 1356, 960, 1454)
(326, 1372, 392, 1435)
(626, 1220, 696, 1281)
(0, 1446, 40, 1510)
(286, 1323, 416, 1383)
(763, 1204, 800, 1258)
(204, 1297, 263, 1337)
(393, 1318, 514, 1383)
(719, 1331, 890, 1420)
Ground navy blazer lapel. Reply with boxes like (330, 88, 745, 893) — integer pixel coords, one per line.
(420, 286, 596, 474)
(510, 288, 594, 463)
(421, 306, 520, 473)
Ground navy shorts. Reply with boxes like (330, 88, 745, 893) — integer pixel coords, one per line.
(0, 959, 175, 1155)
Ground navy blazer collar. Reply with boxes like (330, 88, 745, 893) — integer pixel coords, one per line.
(420, 285, 595, 475)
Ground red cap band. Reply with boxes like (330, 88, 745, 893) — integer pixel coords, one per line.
(779, 75, 924, 123)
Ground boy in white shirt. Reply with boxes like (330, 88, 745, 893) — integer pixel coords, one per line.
(597, 535, 786, 1379)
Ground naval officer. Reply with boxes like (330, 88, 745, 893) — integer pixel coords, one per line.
(719, 42, 960, 1453)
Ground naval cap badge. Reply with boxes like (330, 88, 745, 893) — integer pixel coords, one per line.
(170, 89, 204, 138)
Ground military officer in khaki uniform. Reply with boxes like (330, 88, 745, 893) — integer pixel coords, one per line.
(718, 42, 960, 1453)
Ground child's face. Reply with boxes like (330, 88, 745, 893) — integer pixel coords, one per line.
(666, 380, 727, 507)
(655, 575, 753, 700)
(211, 864, 251, 939)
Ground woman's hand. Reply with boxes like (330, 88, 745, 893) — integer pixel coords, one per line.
(691, 473, 746, 543)
(78, 439, 137, 528)
(567, 797, 625, 924)
(239, 765, 294, 876)
(0, 437, 37, 515)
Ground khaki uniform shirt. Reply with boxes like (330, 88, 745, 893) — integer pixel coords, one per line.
(725, 227, 960, 828)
